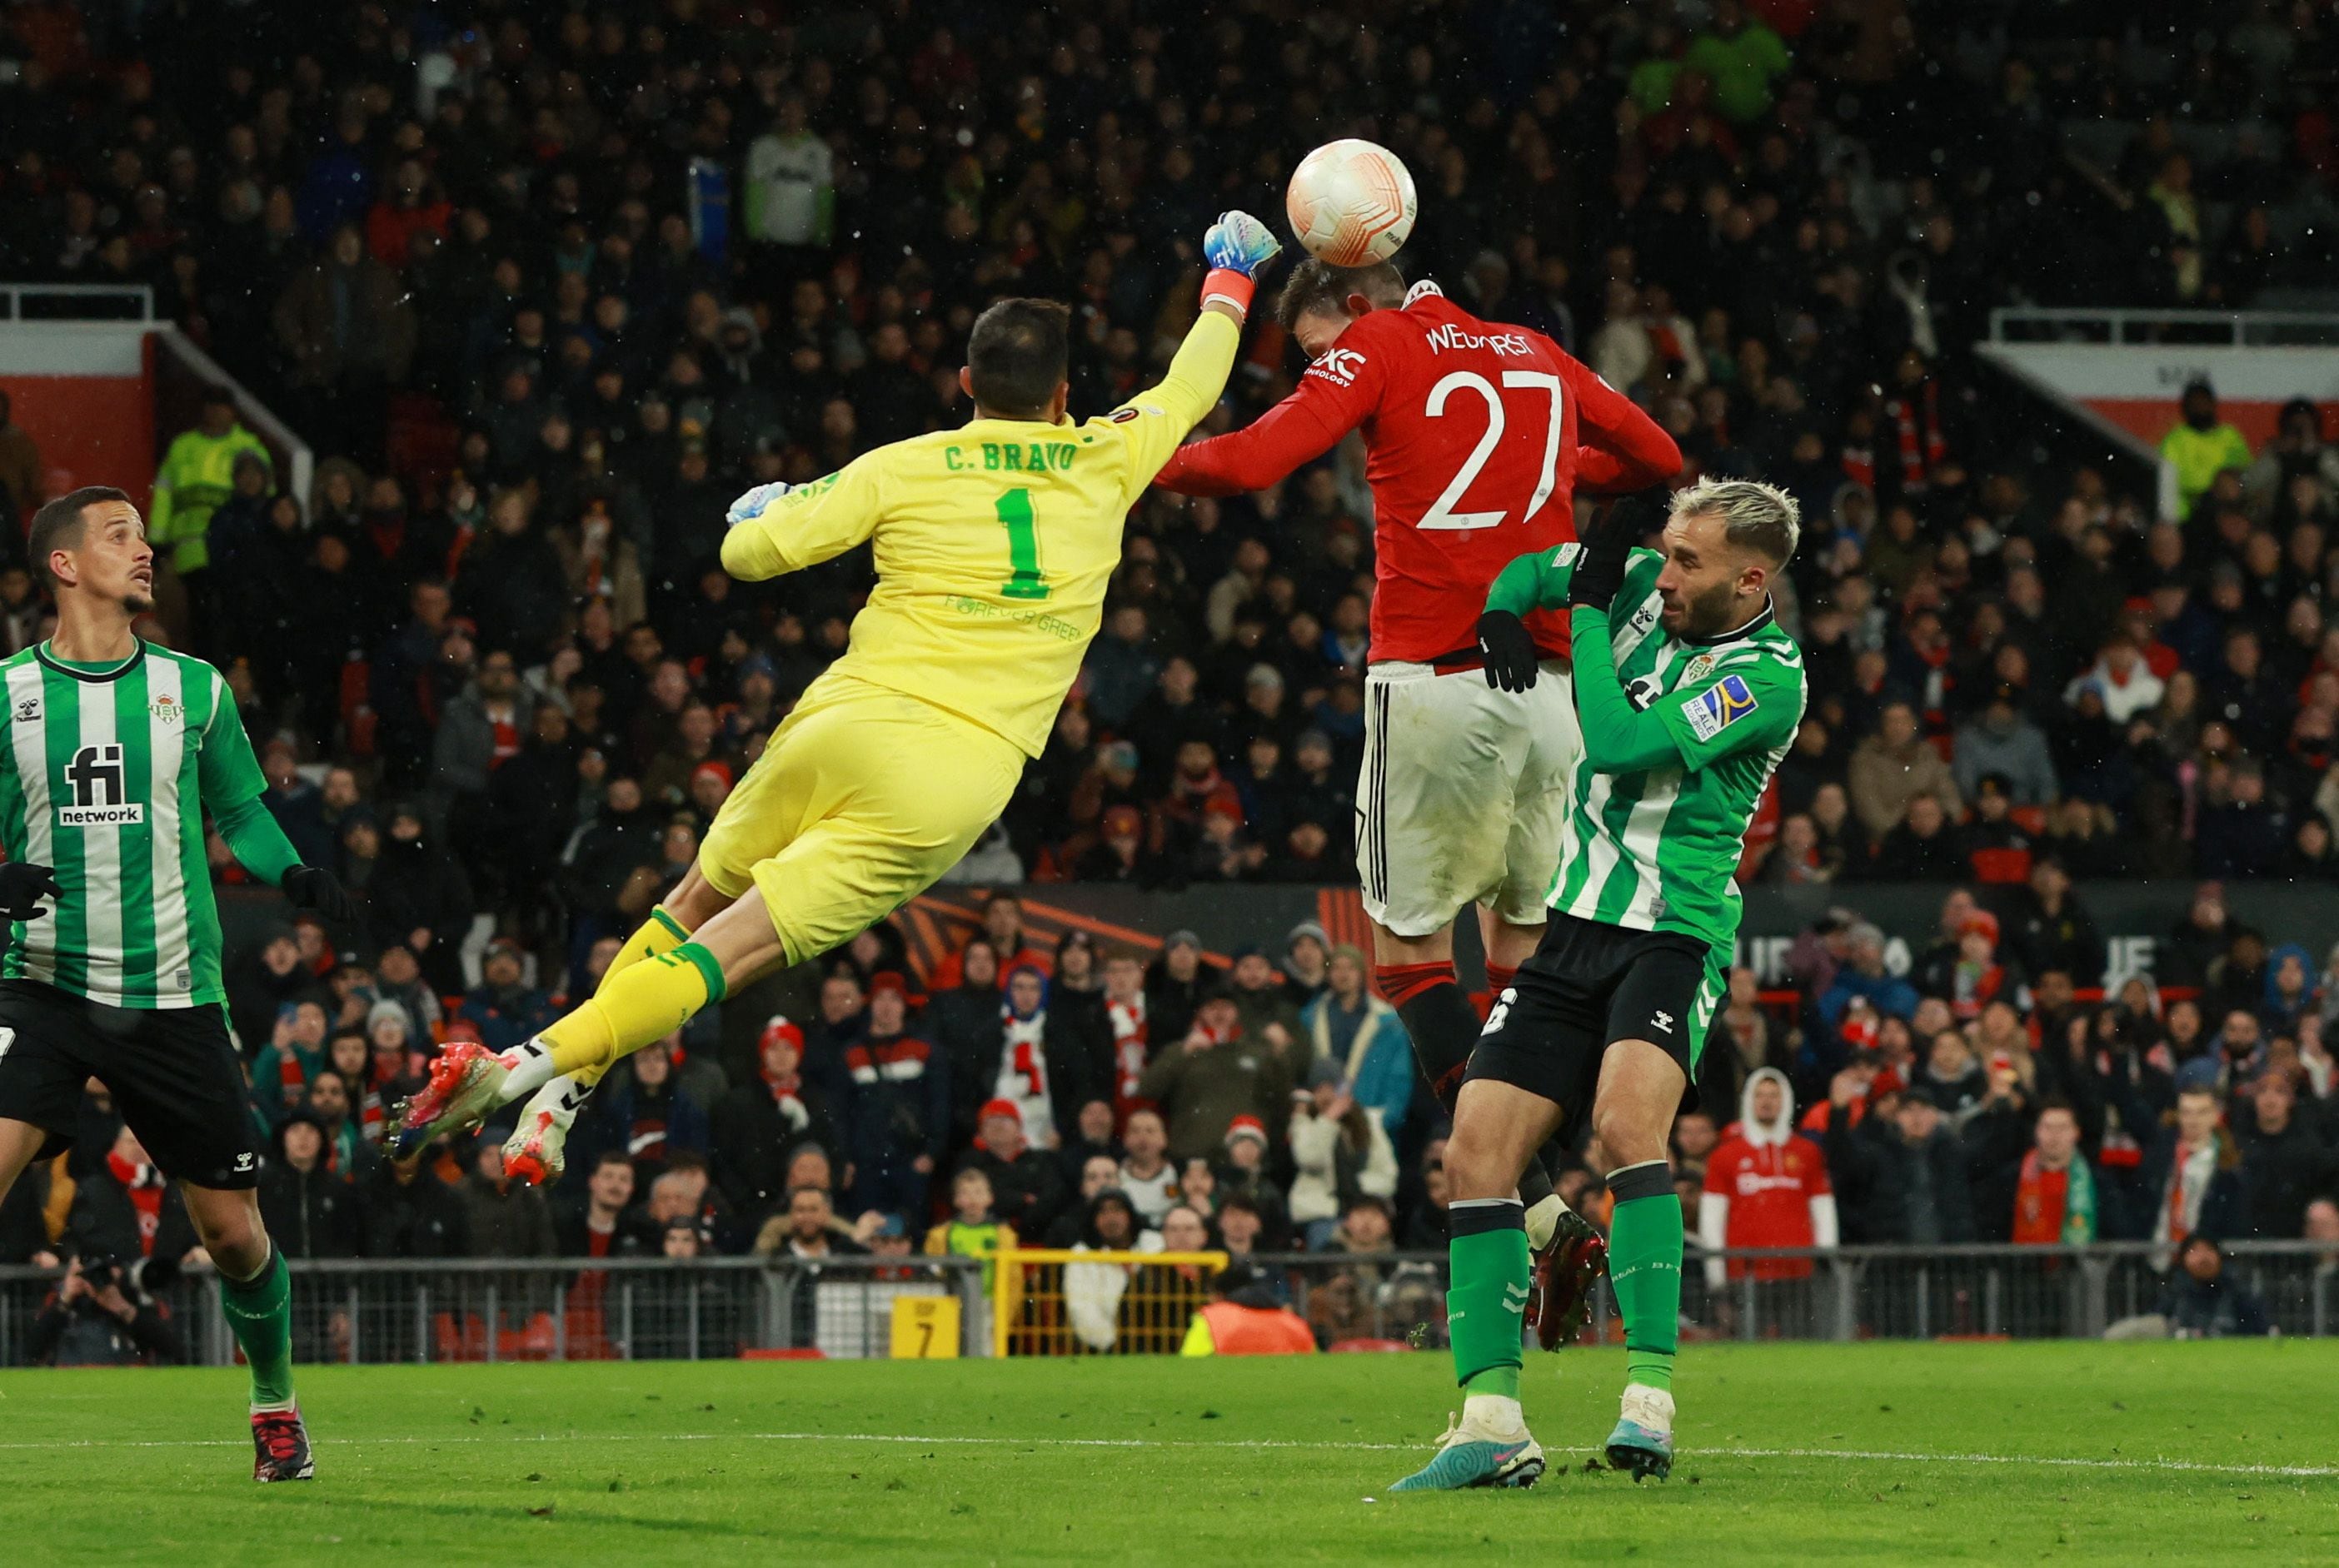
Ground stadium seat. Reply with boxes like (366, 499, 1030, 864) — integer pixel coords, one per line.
(1971, 847, 2033, 884)
(384, 393, 460, 494)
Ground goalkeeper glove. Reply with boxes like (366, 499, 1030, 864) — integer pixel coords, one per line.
(1475, 611, 1540, 694)
(1200, 211, 1282, 316)
(0, 860, 61, 922)
(1567, 505, 1633, 614)
(726, 481, 790, 530)
(282, 865, 360, 926)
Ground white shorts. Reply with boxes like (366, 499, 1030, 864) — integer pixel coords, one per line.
(1354, 659, 1580, 938)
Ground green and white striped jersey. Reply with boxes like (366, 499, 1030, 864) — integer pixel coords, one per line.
(1489, 545, 1807, 963)
(0, 641, 265, 1008)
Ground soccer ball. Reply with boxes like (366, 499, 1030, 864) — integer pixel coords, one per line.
(1284, 139, 1419, 267)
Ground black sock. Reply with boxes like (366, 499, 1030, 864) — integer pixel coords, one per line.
(1519, 1153, 1555, 1214)
(1394, 981, 1555, 1214)
(1395, 980, 1486, 1114)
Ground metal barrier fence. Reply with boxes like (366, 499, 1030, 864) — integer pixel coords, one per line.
(0, 1257, 989, 1369)
(2, 1243, 2328, 1366)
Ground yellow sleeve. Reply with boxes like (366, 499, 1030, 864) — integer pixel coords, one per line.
(1179, 1312, 1217, 1356)
(719, 450, 887, 581)
(1104, 310, 1242, 500)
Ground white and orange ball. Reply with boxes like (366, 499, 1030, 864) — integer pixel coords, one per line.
(1284, 138, 1419, 266)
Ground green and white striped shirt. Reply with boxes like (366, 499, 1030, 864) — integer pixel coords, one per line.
(0, 641, 267, 1008)
(1489, 545, 1807, 962)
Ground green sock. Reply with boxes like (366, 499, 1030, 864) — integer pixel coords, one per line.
(1608, 1165, 1683, 1395)
(218, 1247, 296, 1410)
(1447, 1200, 1529, 1399)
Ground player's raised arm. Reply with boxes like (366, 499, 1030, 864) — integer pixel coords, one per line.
(1105, 212, 1280, 489)
(197, 670, 359, 922)
(1152, 255, 1401, 497)
(1563, 524, 1705, 773)
(718, 450, 886, 582)
(1565, 359, 1684, 496)
(1568, 499, 1803, 774)
(1474, 543, 1584, 692)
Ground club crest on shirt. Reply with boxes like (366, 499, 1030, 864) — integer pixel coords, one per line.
(149, 693, 182, 724)
(1683, 673, 1760, 742)
(1682, 653, 1718, 684)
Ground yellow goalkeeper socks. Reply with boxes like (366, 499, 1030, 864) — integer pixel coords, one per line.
(497, 942, 728, 1105)
(541, 940, 728, 1077)
(568, 907, 695, 1091)
(611, 906, 693, 978)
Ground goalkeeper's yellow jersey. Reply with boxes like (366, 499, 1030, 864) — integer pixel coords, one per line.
(721, 311, 1240, 756)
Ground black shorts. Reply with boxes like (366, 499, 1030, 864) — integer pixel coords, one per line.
(1464, 913, 1723, 1118)
(0, 978, 262, 1189)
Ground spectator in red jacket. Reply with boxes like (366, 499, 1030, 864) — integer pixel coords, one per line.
(1700, 1068, 1838, 1285)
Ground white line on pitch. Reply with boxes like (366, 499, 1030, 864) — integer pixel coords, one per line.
(0, 1428, 2329, 1480)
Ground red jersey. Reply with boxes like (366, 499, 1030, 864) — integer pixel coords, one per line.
(1703, 1127, 1832, 1280)
(1155, 282, 1679, 664)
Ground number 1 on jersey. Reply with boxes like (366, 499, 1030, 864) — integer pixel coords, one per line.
(995, 487, 1050, 600)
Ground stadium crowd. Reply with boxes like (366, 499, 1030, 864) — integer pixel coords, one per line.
(0, 0, 2337, 1337)
(3, 879, 2337, 1321)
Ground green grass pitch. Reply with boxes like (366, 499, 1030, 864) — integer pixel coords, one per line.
(2, 1342, 2334, 1564)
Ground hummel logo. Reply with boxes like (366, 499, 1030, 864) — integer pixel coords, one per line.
(1652, 1011, 1675, 1033)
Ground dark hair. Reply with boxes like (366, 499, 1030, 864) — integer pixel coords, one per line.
(591, 1148, 633, 1173)
(28, 485, 133, 591)
(1274, 256, 1406, 331)
(966, 298, 1070, 417)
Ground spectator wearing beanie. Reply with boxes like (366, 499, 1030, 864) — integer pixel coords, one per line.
(841, 973, 950, 1222)
(456, 938, 557, 1055)
(958, 1099, 1069, 1244)
(710, 1017, 837, 1227)
(1216, 1116, 1293, 1249)
(1302, 944, 1413, 1139)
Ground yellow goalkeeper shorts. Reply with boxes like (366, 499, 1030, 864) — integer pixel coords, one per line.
(697, 674, 1025, 966)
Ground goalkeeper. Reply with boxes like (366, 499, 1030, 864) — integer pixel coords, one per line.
(393, 213, 1282, 1174)
(0, 486, 361, 1482)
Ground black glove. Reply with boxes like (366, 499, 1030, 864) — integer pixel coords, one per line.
(1567, 504, 1633, 614)
(0, 860, 62, 921)
(1476, 610, 1540, 693)
(281, 864, 360, 925)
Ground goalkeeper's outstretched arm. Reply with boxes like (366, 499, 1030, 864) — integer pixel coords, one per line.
(1109, 211, 1280, 488)
(719, 454, 885, 583)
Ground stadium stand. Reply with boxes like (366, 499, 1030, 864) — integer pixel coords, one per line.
(0, 2, 2335, 1352)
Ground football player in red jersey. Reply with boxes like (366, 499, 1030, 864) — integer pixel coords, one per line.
(1155, 257, 1681, 1340)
